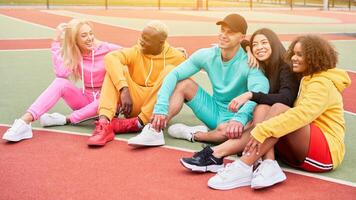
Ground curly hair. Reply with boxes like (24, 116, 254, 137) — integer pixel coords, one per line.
(285, 35, 338, 76)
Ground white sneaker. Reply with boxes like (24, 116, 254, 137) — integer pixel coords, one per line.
(39, 113, 66, 127)
(251, 159, 286, 189)
(168, 123, 208, 142)
(2, 119, 33, 142)
(208, 159, 253, 190)
(127, 123, 165, 146)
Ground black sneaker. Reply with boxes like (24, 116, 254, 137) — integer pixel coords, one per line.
(180, 146, 224, 172)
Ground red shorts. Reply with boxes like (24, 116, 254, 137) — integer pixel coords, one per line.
(277, 123, 333, 172)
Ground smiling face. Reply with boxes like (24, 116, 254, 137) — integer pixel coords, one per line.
(252, 34, 272, 62)
(291, 42, 307, 73)
(139, 27, 165, 55)
(76, 23, 94, 54)
(218, 24, 244, 50)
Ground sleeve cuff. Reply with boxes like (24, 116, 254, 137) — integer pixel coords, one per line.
(115, 81, 129, 92)
(153, 104, 169, 116)
(232, 115, 248, 126)
(251, 125, 269, 143)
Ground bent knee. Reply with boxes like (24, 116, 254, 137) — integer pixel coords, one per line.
(176, 79, 196, 90)
(271, 103, 290, 111)
(52, 77, 71, 86)
(216, 123, 227, 132)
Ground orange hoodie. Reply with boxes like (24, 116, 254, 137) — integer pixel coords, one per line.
(103, 42, 185, 91)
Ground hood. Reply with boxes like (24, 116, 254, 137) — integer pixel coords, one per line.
(137, 41, 171, 59)
(313, 68, 351, 93)
(82, 42, 110, 59)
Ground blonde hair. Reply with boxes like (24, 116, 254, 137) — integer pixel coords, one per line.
(61, 19, 93, 80)
(145, 20, 168, 39)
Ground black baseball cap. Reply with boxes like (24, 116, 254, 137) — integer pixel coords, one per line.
(216, 13, 247, 34)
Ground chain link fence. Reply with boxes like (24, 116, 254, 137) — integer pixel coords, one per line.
(1, 0, 355, 10)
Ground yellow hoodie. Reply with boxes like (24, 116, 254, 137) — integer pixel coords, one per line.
(104, 42, 185, 91)
(251, 68, 351, 168)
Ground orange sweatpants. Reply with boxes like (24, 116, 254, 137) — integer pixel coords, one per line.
(98, 64, 176, 124)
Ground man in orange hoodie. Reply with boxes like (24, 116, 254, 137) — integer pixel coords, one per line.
(88, 20, 186, 146)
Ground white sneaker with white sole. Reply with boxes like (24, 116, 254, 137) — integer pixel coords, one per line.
(251, 159, 286, 189)
(208, 159, 253, 190)
(128, 123, 165, 146)
(168, 123, 208, 142)
(39, 113, 66, 127)
(2, 119, 33, 142)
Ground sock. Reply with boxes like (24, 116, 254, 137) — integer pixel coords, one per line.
(237, 159, 252, 170)
(137, 117, 144, 129)
(263, 159, 275, 164)
(190, 132, 195, 142)
(99, 118, 109, 124)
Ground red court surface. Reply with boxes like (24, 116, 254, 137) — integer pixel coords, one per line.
(343, 72, 356, 114)
(1, 9, 356, 54)
(0, 126, 355, 200)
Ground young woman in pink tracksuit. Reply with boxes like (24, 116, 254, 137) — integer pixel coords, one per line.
(3, 19, 121, 142)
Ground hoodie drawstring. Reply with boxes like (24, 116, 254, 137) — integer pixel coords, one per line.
(81, 49, 99, 100)
(145, 58, 153, 87)
(144, 51, 166, 87)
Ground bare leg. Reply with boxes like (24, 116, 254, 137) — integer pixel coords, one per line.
(195, 104, 272, 146)
(240, 103, 310, 165)
(20, 112, 34, 124)
(165, 79, 199, 122)
(263, 148, 275, 160)
(194, 123, 228, 143)
(212, 128, 252, 158)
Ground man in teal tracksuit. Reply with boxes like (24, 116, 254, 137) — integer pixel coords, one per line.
(128, 13, 269, 146)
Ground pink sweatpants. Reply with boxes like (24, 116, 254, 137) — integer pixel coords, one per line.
(28, 78, 100, 124)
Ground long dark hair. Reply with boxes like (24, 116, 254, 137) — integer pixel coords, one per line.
(250, 28, 286, 92)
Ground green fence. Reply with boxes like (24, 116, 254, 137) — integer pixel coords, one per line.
(0, 0, 355, 10)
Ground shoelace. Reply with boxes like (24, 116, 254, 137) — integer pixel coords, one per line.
(93, 121, 106, 135)
(192, 147, 210, 160)
(145, 124, 161, 135)
(9, 120, 22, 133)
(253, 162, 268, 178)
(217, 163, 235, 178)
(48, 114, 57, 120)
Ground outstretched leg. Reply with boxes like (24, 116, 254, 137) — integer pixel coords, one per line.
(194, 104, 272, 144)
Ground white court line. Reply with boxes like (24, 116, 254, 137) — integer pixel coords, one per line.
(282, 168, 356, 187)
(345, 110, 356, 117)
(0, 48, 50, 52)
(0, 13, 54, 30)
(1, 123, 355, 187)
(0, 37, 51, 40)
(347, 69, 356, 74)
(345, 70, 356, 116)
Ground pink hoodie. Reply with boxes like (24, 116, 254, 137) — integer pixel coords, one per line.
(51, 41, 122, 89)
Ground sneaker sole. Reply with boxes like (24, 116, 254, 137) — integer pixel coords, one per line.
(208, 177, 251, 190)
(251, 173, 287, 189)
(180, 159, 223, 173)
(3, 134, 33, 142)
(127, 143, 165, 147)
(127, 141, 165, 147)
(87, 135, 115, 146)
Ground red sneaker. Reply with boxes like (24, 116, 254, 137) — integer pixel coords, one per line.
(111, 117, 142, 133)
(87, 120, 115, 146)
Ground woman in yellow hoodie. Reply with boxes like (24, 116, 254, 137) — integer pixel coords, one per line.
(207, 35, 351, 191)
